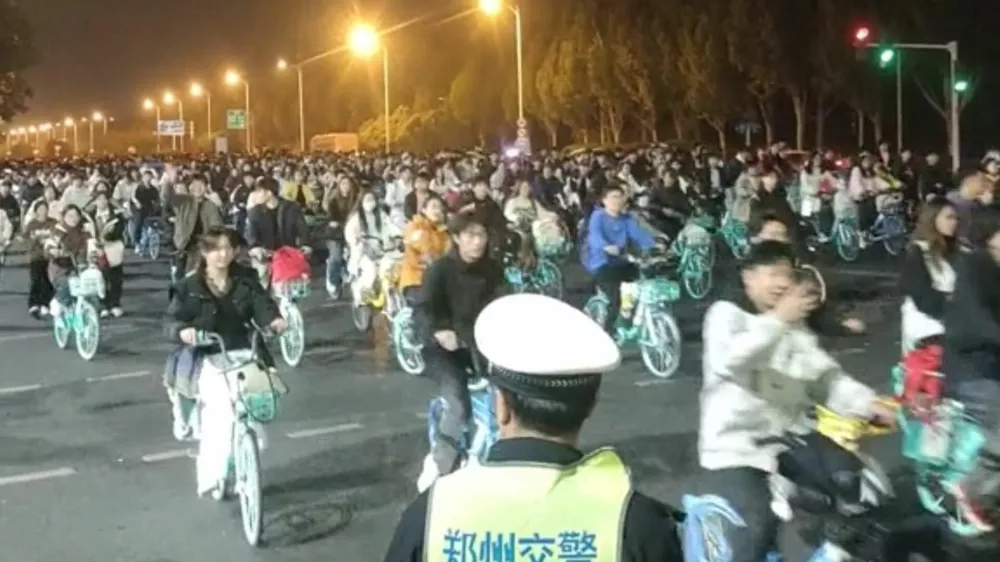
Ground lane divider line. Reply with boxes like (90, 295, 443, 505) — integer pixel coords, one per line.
(86, 370, 151, 383)
(286, 422, 363, 439)
(0, 383, 44, 395)
(141, 449, 195, 463)
(634, 379, 671, 387)
(0, 467, 77, 487)
(0, 323, 135, 344)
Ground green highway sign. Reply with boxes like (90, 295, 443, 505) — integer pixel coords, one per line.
(226, 109, 247, 130)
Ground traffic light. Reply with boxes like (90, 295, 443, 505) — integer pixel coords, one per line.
(854, 26, 871, 43)
(879, 48, 895, 66)
(954, 80, 969, 92)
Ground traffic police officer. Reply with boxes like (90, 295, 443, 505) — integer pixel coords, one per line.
(384, 294, 685, 562)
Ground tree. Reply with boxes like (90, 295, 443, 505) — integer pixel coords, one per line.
(726, 0, 782, 146)
(548, 15, 594, 143)
(0, 0, 34, 122)
(675, 5, 745, 152)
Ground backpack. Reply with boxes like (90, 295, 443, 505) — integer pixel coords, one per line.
(271, 246, 310, 283)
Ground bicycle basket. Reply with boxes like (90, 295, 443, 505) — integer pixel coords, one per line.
(639, 278, 680, 304)
(237, 389, 279, 423)
(815, 399, 896, 452)
(69, 268, 105, 298)
(273, 278, 311, 301)
(682, 223, 713, 247)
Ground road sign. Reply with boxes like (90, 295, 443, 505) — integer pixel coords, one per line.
(734, 121, 761, 135)
(227, 109, 247, 130)
(157, 120, 185, 136)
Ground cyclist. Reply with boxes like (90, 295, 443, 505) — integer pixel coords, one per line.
(163, 226, 286, 445)
(344, 189, 397, 307)
(415, 212, 503, 490)
(169, 176, 224, 285)
(45, 205, 96, 319)
(385, 294, 685, 562)
(321, 174, 359, 299)
(698, 241, 895, 562)
(901, 200, 957, 350)
(583, 183, 654, 335)
(23, 199, 57, 318)
(399, 194, 449, 303)
(245, 176, 310, 286)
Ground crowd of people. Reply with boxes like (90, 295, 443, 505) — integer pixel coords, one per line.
(3, 140, 1000, 561)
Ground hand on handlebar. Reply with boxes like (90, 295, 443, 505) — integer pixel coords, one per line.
(269, 317, 287, 334)
(867, 397, 898, 428)
(179, 327, 199, 346)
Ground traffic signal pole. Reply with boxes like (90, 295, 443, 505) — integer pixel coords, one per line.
(881, 41, 961, 172)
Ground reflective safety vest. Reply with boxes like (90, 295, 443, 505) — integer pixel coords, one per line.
(425, 447, 631, 562)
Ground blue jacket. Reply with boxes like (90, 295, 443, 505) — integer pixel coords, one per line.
(583, 207, 654, 273)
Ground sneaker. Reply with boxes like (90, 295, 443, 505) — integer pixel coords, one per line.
(110, 307, 124, 318)
(28, 306, 39, 319)
(49, 300, 62, 318)
(416, 454, 441, 493)
(99, 309, 110, 319)
(39, 306, 49, 317)
(172, 419, 193, 442)
(326, 279, 341, 300)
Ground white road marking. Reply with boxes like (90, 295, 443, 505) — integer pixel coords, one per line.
(141, 449, 195, 463)
(286, 422, 363, 439)
(0, 383, 43, 395)
(86, 370, 151, 382)
(834, 347, 867, 356)
(0, 323, 135, 344)
(634, 379, 671, 387)
(415, 412, 429, 420)
(0, 467, 77, 487)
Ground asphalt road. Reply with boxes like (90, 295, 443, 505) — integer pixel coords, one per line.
(0, 247, 905, 562)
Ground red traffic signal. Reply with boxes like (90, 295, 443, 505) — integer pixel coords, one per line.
(854, 26, 871, 43)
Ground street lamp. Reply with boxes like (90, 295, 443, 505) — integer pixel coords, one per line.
(479, 0, 525, 124)
(277, 57, 306, 152)
(225, 69, 252, 151)
(190, 82, 213, 145)
(27, 125, 38, 147)
(143, 97, 162, 152)
(89, 112, 104, 153)
(64, 118, 78, 152)
(163, 91, 185, 151)
(348, 23, 390, 152)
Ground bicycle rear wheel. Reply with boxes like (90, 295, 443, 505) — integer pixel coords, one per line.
(148, 228, 161, 260)
(235, 426, 263, 546)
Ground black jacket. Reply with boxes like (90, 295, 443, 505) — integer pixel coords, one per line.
(418, 250, 503, 343)
(246, 200, 308, 251)
(165, 264, 280, 353)
(943, 251, 1000, 388)
(900, 243, 955, 321)
(383, 438, 685, 562)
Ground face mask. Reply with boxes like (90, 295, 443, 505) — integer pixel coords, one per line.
(363, 201, 377, 212)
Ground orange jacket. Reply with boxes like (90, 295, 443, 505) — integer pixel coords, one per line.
(399, 215, 450, 289)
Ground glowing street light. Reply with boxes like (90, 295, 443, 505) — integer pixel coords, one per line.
(478, 0, 526, 124)
(190, 82, 213, 141)
(143, 97, 162, 152)
(162, 91, 185, 151)
(349, 23, 390, 152)
(224, 69, 252, 151)
(63, 117, 78, 150)
(276, 58, 288, 71)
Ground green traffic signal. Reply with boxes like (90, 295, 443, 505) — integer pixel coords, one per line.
(879, 49, 895, 66)
(954, 80, 969, 92)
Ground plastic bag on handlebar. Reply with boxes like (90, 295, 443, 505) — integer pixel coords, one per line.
(271, 246, 310, 283)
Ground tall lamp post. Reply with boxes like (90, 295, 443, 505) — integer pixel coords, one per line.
(479, 0, 524, 123)
(225, 70, 252, 151)
(163, 92, 184, 151)
(348, 23, 390, 153)
(143, 98, 162, 152)
(64, 118, 79, 153)
(277, 58, 307, 153)
(190, 82, 212, 147)
(89, 112, 104, 153)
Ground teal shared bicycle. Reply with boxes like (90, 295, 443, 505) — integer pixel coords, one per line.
(670, 219, 714, 300)
(583, 253, 683, 378)
(891, 364, 988, 536)
(53, 265, 104, 361)
(718, 210, 750, 259)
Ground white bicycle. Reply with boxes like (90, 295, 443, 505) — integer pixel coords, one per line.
(194, 330, 286, 547)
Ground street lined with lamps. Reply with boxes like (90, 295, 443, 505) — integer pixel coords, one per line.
(276, 57, 307, 152)
(189, 82, 212, 145)
(162, 91, 184, 151)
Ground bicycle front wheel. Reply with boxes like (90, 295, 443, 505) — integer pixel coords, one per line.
(279, 302, 305, 367)
(75, 300, 101, 361)
(235, 426, 263, 547)
(638, 309, 683, 378)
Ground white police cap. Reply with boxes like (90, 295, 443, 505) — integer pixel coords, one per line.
(474, 294, 621, 376)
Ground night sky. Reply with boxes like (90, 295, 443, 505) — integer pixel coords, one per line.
(20, 0, 445, 121)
